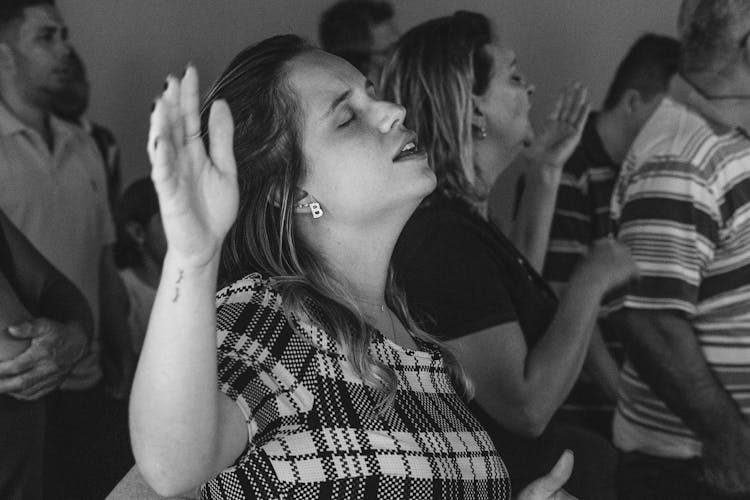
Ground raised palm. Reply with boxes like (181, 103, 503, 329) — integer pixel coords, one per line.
(147, 66, 239, 268)
(525, 83, 590, 169)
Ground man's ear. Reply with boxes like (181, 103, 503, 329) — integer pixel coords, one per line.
(124, 221, 146, 247)
(620, 88, 643, 115)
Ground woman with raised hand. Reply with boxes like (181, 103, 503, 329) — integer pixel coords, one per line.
(129, 35, 577, 500)
(382, 11, 638, 498)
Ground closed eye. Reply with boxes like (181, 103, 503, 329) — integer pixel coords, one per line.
(338, 112, 354, 128)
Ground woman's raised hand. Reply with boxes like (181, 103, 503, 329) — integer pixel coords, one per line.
(517, 450, 578, 500)
(147, 66, 239, 268)
(525, 82, 590, 171)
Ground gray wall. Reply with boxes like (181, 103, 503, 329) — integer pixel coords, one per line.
(57, 0, 681, 188)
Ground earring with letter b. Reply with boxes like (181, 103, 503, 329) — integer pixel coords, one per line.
(296, 201, 323, 219)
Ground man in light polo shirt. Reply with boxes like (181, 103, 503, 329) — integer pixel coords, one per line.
(606, 1, 750, 498)
(0, 1, 133, 498)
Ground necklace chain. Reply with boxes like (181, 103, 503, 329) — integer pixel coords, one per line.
(357, 300, 398, 342)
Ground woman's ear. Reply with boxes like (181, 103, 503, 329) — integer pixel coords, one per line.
(471, 95, 488, 139)
(0, 44, 15, 74)
(270, 187, 322, 218)
(292, 190, 323, 219)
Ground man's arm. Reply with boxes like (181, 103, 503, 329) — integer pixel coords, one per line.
(0, 210, 92, 399)
(99, 245, 135, 399)
(610, 308, 750, 493)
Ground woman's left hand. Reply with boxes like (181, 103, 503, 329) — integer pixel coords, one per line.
(524, 82, 590, 173)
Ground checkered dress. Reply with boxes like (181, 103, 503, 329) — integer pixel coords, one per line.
(200, 274, 510, 500)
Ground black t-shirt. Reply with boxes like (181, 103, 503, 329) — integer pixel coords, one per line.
(393, 195, 557, 346)
(393, 195, 569, 492)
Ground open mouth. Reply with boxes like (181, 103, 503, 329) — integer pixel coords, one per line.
(393, 134, 424, 162)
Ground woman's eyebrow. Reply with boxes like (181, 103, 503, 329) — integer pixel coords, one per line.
(324, 89, 352, 118)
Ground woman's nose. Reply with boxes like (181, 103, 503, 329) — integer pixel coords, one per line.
(375, 100, 405, 133)
(526, 83, 536, 97)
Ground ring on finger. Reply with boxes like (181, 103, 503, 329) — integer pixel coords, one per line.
(185, 130, 202, 143)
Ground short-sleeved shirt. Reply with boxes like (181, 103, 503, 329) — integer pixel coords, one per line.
(393, 196, 557, 343)
(392, 196, 561, 490)
(201, 273, 510, 500)
(543, 113, 622, 427)
(0, 101, 115, 389)
(606, 88, 750, 458)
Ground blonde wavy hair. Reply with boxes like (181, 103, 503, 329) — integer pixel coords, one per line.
(381, 11, 495, 206)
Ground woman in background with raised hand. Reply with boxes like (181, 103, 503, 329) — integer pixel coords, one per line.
(129, 35, 577, 499)
(383, 11, 638, 498)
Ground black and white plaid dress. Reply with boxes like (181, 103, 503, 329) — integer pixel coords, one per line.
(200, 274, 510, 500)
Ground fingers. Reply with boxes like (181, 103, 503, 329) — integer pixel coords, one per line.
(0, 361, 58, 396)
(181, 65, 206, 160)
(555, 83, 589, 128)
(519, 450, 574, 499)
(9, 370, 61, 401)
(557, 84, 576, 122)
(0, 343, 45, 377)
(571, 90, 590, 131)
(149, 98, 174, 185)
(7, 321, 43, 339)
(547, 450, 575, 487)
(208, 99, 237, 177)
(163, 75, 185, 151)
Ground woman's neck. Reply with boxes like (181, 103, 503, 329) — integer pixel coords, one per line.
(298, 212, 407, 307)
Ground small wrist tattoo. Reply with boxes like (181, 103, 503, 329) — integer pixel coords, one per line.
(172, 269, 184, 302)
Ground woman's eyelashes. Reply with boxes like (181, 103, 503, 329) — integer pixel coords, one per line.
(337, 111, 355, 128)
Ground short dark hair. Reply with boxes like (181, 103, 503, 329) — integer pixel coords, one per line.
(603, 33, 681, 110)
(0, 0, 54, 38)
(318, 0, 393, 72)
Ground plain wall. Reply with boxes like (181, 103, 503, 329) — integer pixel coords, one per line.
(56, 0, 681, 189)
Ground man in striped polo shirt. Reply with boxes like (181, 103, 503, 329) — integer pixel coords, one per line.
(543, 34, 680, 440)
(606, 1, 750, 498)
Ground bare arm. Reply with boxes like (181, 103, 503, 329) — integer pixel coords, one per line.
(129, 67, 245, 497)
(510, 166, 561, 273)
(448, 241, 636, 437)
(509, 83, 589, 272)
(583, 325, 619, 402)
(609, 308, 750, 494)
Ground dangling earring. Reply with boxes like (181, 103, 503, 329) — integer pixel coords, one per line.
(474, 126, 487, 140)
(296, 201, 323, 219)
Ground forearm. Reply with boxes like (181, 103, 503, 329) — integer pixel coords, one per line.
(509, 167, 561, 272)
(583, 324, 619, 402)
(612, 309, 747, 442)
(520, 272, 605, 421)
(129, 253, 224, 493)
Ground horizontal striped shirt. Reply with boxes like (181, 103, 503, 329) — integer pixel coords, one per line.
(606, 93, 750, 458)
(543, 114, 622, 430)
(201, 274, 509, 500)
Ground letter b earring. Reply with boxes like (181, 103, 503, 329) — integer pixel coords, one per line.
(296, 202, 323, 219)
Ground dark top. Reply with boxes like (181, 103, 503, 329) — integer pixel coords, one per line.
(393, 195, 557, 345)
(393, 195, 572, 491)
